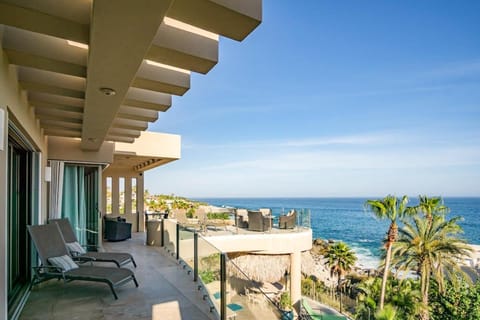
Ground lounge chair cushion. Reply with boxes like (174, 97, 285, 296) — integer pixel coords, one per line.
(66, 241, 86, 255)
(48, 254, 79, 271)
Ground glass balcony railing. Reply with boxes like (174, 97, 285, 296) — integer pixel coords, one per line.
(296, 208, 311, 229)
(225, 258, 285, 319)
(197, 237, 222, 316)
(163, 218, 177, 255)
(158, 217, 289, 320)
(178, 225, 195, 271)
(157, 208, 311, 237)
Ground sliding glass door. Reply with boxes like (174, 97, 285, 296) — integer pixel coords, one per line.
(7, 138, 32, 315)
(85, 166, 100, 248)
(61, 164, 100, 248)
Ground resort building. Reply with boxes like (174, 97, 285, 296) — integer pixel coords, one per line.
(0, 0, 313, 319)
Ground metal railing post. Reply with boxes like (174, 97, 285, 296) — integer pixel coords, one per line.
(220, 253, 227, 320)
(194, 232, 198, 282)
(176, 223, 180, 260)
(160, 218, 164, 247)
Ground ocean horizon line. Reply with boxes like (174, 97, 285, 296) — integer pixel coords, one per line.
(193, 196, 480, 200)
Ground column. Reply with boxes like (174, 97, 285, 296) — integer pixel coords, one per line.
(290, 250, 302, 311)
(101, 175, 107, 215)
(112, 176, 119, 215)
(125, 176, 136, 229)
(137, 172, 145, 231)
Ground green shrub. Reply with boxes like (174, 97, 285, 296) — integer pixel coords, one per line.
(207, 212, 230, 220)
(279, 291, 292, 310)
(199, 270, 217, 284)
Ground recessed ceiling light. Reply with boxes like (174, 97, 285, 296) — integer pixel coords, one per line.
(66, 40, 89, 49)
(99, 87, 116, 96)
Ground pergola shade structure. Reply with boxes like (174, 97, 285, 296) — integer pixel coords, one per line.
(0, 0, 262, 149)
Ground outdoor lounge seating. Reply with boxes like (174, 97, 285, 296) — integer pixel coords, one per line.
(259, 208, 272, 216)
(248, 210, 272, 232)
(49, 218, 136, 268)
(27, 223, 138, 300)
(104, 216, 132, 241)
(279, 210, 297, 229)
(236, 209, 249, 228)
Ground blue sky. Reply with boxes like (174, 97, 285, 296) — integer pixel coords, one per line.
(147, 1, 480, 197)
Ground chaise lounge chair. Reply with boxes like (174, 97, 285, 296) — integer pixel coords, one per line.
(49, 218, 136, 268)
(28, 223, 138, 299)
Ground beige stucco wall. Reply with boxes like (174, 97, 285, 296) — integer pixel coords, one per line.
(114, 131, 181, 159)
(205, 229, 313, 254)
(175, 228, 313, 259)
(48, 136, 115, 164)
(0, 35, 48, 319)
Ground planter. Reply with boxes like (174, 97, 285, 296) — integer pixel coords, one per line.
(281, 310, 293, 320)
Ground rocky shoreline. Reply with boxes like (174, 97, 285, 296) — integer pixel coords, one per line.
(308, 238, 480, 286)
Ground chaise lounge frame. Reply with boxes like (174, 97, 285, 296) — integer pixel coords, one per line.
(28, 223, 139, 299)
(49, 218, 137, 268)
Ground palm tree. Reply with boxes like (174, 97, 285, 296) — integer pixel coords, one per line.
(412, 195, 450, 224)
(324, 242, 357, 292)
(391, 214, 472, 320)
(364, 195, 410, 310)
(172, 199, 190, 210)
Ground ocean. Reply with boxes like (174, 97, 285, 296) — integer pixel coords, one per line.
(195, 197, 480, 269)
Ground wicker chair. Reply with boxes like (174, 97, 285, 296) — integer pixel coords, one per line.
(259, 208, 272, 216)
(104, 217, 132, 241)
(236, 209, 249, 228)
(248, 210, 272, 232)
(279, 210, 296, 229)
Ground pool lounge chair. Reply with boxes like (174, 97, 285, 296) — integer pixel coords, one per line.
(28, 223, 138, 299)
(49, 218, 136, 268)
(301, 298, 347, 320)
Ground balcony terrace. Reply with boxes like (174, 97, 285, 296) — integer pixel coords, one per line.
(20, 215, 311, 320)
(20, 233, 216, 320)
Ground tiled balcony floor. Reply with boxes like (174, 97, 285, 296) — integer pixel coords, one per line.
(20, 233, 216, 320)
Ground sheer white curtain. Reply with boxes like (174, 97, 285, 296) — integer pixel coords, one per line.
(48, 160, 64, 219)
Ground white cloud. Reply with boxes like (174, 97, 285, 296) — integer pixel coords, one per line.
(423, 59, 480, 78)
(184, 131, 401, 150)
(146, 129, 480, 197)
(202, 146, 480, 172)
